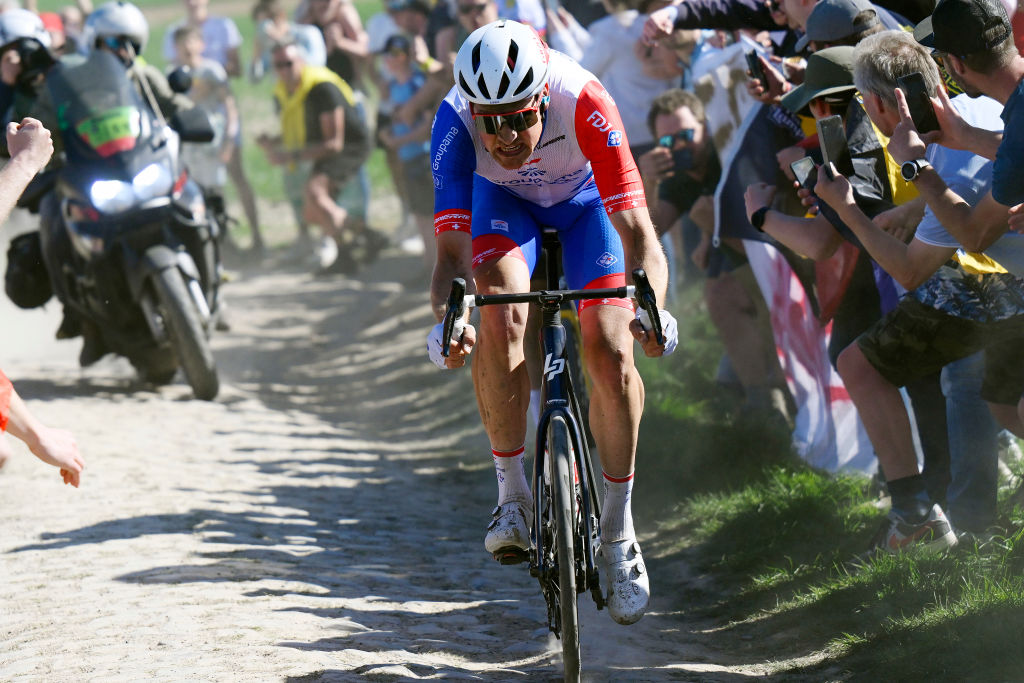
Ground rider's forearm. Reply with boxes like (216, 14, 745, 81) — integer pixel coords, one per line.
(612, 207, 669, 306)
(431, 231, 473, 320)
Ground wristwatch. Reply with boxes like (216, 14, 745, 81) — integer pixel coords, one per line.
(750, 206, 771, 232)
(900, 158, 931, 182)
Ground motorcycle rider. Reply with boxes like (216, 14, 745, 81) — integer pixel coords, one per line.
(22, 2, 197, 366)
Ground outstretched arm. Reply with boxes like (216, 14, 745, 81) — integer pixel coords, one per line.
(0, 370, 84, 487)
(0, 118, 53, 224)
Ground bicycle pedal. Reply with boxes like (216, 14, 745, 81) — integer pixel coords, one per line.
(492, 547, 530, 565)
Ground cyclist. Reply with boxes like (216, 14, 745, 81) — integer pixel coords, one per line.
(427, 19, 677, 625)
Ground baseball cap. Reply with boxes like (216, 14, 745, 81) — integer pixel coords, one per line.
(387, 0, 431, 14)
(794, 0, 880, 52)
(913, 0, 1011, 57)
(781, 45, 858, 115)
(379, 33, 412, 54)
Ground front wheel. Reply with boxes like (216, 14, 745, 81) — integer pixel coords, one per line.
(549, 415, 581, 681)
(151, 268, 219, 400)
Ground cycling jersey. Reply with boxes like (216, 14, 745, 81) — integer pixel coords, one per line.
(0, 369, 11, 432)
(430, 50, 645, 306)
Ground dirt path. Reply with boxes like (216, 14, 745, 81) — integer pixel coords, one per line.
(0, 238, 766, 681)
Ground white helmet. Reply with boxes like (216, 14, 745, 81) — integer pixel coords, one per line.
(0, 8, 51, 52)
(83, 1, 149, 56)
(453, 20, 549, 106)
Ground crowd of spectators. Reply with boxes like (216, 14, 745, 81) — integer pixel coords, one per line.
(3, 0, 1024, 553)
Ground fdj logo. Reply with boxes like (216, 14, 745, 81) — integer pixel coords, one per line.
(597, 252, 618, 267)
(586, 110, 612, 132)
(543, 353, 565, 381)
(607, 130, 622, 147)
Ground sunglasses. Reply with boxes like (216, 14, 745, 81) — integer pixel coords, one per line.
(471, 104, 541, 135)
(273, 59, 293, 69)
(458, 2, 488, 14)
(657, 128, 695, 148)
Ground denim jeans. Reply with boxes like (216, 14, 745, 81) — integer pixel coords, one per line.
(942, 352, 1000, 533)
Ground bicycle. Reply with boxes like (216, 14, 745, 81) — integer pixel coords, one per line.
(441, 234, 663, 681)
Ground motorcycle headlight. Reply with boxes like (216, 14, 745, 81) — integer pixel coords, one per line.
(89, 179, 134, 214)
(132, 162, 174, 202)
(88, 163, 174, 214)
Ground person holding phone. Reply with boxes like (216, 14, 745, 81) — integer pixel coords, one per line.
(744, 45, 957, 524)
(812, 29, 1024, 544)
(638, 88, 792, 423)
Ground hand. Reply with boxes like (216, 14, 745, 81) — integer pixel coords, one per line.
(795, 184, 819, 211)
(1008, 203, 1024, 233)
(776, 145, 806, 180)
(642, 5, 678, 45)
(873, 200, 924, 243)
(29, 425, 84, 487)
(7, 118, 53, 173)
(744, 182, 776, 219)
(392, 101, 417, 127)
(637, 146, 674, 184)
(812, 162, 854, 210)
(925, 81, 968, 150)
(888, 87, 929, 164)
(630, 308, 678, 356)
(427, 320, 476, 369)
(746, 55, 789, 105)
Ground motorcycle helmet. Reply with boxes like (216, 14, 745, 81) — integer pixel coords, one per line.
(83, 1, 149, 59)
(0, 9, 54, 88)
(0, 9, 51, 53)
(453, 20, 549, 106)
(5, 231, 52, 309)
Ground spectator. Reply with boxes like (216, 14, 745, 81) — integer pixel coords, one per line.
(250, 0, 326, 81)
(0, 369, 85, 487)
(59, 4, 87, 54)
(639, 88, 791, 422)
(376, 33, 433, 272)
(299, 0, 369, 91)
(257, 40, 384, 275)
(163, 0, 261, 246)
(173, 25, 264, 255)
(812, 29, 1024, 543)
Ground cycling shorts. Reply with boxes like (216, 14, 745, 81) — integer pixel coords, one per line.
(470, 176, 631, 314)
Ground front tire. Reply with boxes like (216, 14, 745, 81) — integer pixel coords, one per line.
(549, 415, 581, 681)
(151, 268, 219, 400)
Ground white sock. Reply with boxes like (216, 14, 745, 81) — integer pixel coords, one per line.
(600, 471, 635, 543)
(529, 389, 541, 428)
(493, 445, 533, 508)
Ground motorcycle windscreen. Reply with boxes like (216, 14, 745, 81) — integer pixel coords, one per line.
(46, 50, 150, 159)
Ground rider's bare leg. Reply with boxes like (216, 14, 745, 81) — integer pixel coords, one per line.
(472, 255, 533, 482)
(580, 303, 644, 542)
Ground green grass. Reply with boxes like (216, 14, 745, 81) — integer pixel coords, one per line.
(633, 300, 1024, 679)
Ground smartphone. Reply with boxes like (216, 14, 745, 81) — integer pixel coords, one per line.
(897, 71, 940, 134)
(790, 156, 817, 190)
(816, 115, 853, 180)
(745, 50, 766, 85)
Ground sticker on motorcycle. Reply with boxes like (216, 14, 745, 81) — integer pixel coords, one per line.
(75, 106, 142, 157)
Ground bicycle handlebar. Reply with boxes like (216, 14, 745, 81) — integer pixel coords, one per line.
(632, 268, 664, 346)
(440, 267, 663, 351)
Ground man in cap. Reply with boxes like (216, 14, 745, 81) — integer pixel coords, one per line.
(889, 0, 1024, 248)
(794, 0, 883, 52)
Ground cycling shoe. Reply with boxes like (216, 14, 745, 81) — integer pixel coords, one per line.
(485, 501, 532, 565)
(599, 538, 649, 625)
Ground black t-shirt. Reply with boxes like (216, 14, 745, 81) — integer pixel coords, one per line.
(277, 80, 371, 176)
(657, 146, 721, 216)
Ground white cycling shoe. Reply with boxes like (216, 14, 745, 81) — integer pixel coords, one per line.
(599, 538, 650, 625)
(484, 501, 532, 565)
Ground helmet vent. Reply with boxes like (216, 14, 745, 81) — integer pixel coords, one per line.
(458, 73, 475, 98)
(512, 67, 533, 97)
(476, 73, 491, 99)
(471, 40, 482, 72)
(506, 40, 518, 70)
(496, 73, 510, 99)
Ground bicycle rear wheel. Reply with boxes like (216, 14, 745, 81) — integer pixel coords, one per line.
(548, 415, 581, 681)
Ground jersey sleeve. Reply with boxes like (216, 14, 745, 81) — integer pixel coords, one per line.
(573, 80, 647, 215)
(0, 369, 12, 432)
(430, 99, 476, 235)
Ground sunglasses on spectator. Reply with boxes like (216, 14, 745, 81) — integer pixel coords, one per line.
(273, 59, 293, 69)
(471, 104, 542, 135)
(458, 2, 489, 14)
(657, 128, 695, 148)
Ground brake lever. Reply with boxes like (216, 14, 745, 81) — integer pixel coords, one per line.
(441, 277, 467, 357)
(632, 268, 664, 346)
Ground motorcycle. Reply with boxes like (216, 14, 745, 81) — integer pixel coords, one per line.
(37, 50, 223, 400)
